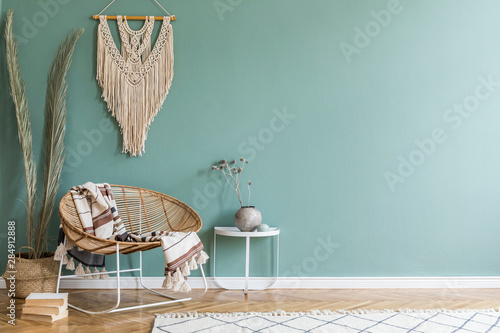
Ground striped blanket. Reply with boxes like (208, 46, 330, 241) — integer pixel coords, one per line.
(115, 231, 208, 292)
(70, 182, 127, 238)
(55, 182, 127, 275)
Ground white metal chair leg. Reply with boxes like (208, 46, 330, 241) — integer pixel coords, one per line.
(59, 244, 208, 314)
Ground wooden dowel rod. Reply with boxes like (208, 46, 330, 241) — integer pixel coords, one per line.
(92, 15, 176, 21)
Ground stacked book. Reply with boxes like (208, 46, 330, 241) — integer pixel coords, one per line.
(21, 293, 69, 322)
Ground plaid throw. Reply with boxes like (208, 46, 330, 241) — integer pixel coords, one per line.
(119, 231, 208, 292)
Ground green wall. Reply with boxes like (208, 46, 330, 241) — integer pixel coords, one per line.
(2, 0, 500, 279)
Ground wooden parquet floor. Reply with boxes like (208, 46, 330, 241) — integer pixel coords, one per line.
(1, 288, 500, 332)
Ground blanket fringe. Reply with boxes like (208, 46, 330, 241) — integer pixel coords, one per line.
(100, 267, 109, 279)
(66, 257, 75, 270)
(162, 271, 173, 289)
(155, 308, 500, 319)
(189, 257, 198, 270)
(75, 263, 85, 276)
(196, 250, 209, 265)
(65, 240, 74, 250)
(54, 243, 67, 261)
(83, 266, 92, 279)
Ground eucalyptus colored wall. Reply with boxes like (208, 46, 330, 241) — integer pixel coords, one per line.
(2, 0, 500, 279)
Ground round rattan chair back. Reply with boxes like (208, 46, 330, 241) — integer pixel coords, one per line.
(58, 185, 202, 255)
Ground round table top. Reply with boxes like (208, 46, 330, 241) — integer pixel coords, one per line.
(214, 226, 280, 237)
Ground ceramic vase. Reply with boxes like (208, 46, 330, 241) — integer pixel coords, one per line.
(234, 206, 262, 232)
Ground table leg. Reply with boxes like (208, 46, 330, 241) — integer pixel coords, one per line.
(213, 232, 217, 279)
(245, 236, 250, 295)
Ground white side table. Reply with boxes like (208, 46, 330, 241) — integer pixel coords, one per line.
(213, 226, 280, 295)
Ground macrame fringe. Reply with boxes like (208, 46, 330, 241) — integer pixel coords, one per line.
(54, 243, 67, 261)
(66, 257, 75, 270)
(96, 16, 174, 156)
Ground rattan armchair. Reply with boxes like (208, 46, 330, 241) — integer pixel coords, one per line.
(56, 185, 207, 314)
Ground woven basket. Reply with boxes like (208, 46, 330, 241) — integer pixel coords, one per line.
(2, 247, 60, 299)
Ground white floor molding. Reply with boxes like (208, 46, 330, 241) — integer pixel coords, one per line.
(1, 276, 500, 290)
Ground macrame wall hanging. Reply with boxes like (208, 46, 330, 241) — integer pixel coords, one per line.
(93, 0, 176, 156)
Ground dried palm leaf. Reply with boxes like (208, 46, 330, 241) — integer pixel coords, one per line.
(35, 28, 84, 258)
(5, 10, 37, 257)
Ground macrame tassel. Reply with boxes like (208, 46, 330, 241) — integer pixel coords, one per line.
(83, 266, 92, 279)
(189, 257, 198, 270)
(197, 250, 209, 265)
(54, 243, 67, 261)
(100, 268, 109, 280)
(65, 240, 74, 250)
(75, 263, 85, 276)
(181, 261, 190, 276)
(162, 271, 173, 289)
(66, 257, 75, 270)
(180, 281, 191, 293)
(92, 267, 100, 279)
(62, 254, 69, 265)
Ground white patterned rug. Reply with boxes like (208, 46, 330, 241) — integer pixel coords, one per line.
(153, 309, 500, 333)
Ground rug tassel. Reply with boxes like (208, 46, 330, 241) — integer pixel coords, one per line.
(197, 250, 209, 265)
(189, 257, 198, 270)
(180, 281, 191, 293)
(84, 266, 92, 279)
(66, 257, 75, 270)
(75, 263, 85, 276)
(54, 243, 67, 261)
(162, 271, 173, 289)
(100, 267, 109, 279)
(181, 261, 190, 276)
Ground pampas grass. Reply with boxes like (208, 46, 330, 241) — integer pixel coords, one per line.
(5, 10, 84, 259)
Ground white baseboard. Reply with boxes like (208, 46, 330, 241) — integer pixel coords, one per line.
(1, 276, 500, 290)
